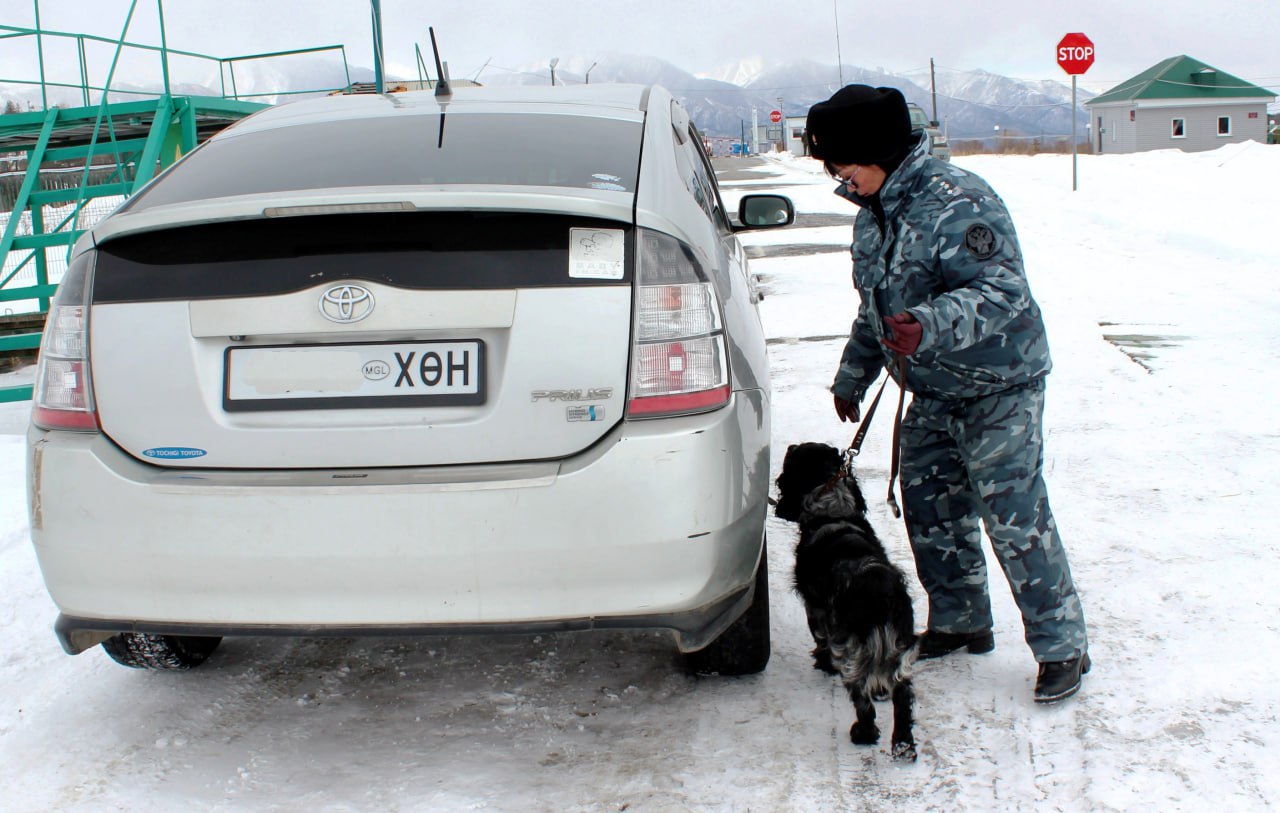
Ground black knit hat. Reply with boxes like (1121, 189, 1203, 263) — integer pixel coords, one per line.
(805, 85, 913, 166)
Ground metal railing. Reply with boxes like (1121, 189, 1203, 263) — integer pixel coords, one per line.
(0, 1, 357, 401)
(0, 15, 352, 107)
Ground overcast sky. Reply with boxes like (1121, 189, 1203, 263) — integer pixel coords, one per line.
(3, 0, 1278, 96)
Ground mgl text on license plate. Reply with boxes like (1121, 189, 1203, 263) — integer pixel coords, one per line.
(223, 340, 485, 411)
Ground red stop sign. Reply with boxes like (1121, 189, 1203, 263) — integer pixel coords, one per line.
(1057, 33, 1095, 75)
(769, 110, 782, 123)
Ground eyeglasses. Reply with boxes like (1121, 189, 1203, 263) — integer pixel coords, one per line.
(826, 163, 859, 186)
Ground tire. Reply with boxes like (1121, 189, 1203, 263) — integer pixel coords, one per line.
(100, 632, 222, 670)
(685, 537, 771, 676)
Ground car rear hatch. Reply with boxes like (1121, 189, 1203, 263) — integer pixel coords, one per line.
(88, 208, 633, 469)
(84, 99, 644, 469)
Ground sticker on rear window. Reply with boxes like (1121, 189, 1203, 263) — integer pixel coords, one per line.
(569, 228, 624, 280)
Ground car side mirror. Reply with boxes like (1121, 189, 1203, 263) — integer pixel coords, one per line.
(735, 194, 795, 231)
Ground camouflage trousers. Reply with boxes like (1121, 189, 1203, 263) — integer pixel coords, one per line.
(899, 379, 1087, 663)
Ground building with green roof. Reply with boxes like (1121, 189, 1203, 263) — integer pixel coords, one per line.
(1084, 55, 1275, 154)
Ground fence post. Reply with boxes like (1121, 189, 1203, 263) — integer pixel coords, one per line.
(34, 0, 48, 109)
(30, 205, 50, 312)
(157, 0, 171, 97)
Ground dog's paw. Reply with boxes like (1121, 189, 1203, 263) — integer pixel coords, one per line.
(850, 721, 880, 745)
(812, 649, 839, 675)
(891, 740, 918, 762)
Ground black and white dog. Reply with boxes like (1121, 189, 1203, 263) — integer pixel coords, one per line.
(774, 442, 919, 762)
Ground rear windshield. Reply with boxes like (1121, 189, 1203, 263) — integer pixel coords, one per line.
(124, 112, 643, 212)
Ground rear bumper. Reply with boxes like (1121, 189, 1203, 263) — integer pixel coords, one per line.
(28, 390, 769, 653)
(53, 583, 755, 656)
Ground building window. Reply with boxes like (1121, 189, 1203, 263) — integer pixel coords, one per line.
(1171, 118, 1186, 138)
(1217, 116, 1232, 136)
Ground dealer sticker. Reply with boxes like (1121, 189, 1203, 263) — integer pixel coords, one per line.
(143, 447, 208, 459)
(569, 228, 624, 280)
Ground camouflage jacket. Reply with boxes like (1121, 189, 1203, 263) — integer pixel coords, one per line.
(832, 137, 1052, 403)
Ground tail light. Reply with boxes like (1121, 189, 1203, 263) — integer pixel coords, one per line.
(627, 229, 730, 418)
(32, 251, 98, 431)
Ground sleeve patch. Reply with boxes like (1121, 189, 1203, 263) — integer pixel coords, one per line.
(964, 224, 997, 260)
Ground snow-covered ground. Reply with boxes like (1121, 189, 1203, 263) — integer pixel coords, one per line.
(2, 143, 1278, 811)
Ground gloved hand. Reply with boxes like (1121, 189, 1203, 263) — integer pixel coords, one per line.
(882, 312, 922, 356)
(833, 393, 859, 423)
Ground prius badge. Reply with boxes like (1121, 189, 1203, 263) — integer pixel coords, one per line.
(319, 284, 375, 323)
(531, 388, 613, 402)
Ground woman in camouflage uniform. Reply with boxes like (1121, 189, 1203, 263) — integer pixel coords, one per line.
(804, 85, 1089, 703)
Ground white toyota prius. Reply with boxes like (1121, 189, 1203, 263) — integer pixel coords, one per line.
(26, 83, 793, 674)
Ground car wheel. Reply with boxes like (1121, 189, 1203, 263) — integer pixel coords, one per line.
(100, 632, 222, 670)
(685, 537, 771, 676)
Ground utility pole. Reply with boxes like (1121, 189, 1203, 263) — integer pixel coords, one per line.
(833, 0, 844, 87)
(550, 57, 558, 86)
(929, 58, 939, 124)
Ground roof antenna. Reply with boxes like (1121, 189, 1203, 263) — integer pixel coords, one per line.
(430, 27, 451, 98)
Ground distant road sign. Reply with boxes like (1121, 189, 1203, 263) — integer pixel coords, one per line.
(769, 110, 782, 123)
(1057, 33, 1095, 75)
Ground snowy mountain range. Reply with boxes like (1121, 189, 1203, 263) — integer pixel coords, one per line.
(0, 53, 1091, 142)
(482, 54, 1094, 141)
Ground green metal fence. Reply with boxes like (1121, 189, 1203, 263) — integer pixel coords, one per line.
(0, 1, 354, 402)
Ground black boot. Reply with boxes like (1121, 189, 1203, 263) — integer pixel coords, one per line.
(1034, 652, 1091, 703)
(917, 629, 994, 660)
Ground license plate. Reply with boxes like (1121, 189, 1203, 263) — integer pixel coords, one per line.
(224, 340, 485, 411)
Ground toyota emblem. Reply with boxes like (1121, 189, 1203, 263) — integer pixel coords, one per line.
(319, 284, 375, 323)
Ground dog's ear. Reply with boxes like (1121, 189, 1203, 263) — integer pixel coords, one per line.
(821, 444, 843, 473)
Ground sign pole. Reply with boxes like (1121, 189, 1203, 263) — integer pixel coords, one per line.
(1072, 75, 1078, 192)
(1056, 32, 1093, 192)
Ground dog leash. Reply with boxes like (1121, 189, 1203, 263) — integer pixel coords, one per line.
(885, 356, 907, 519)
(839, 356, 908, 518)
